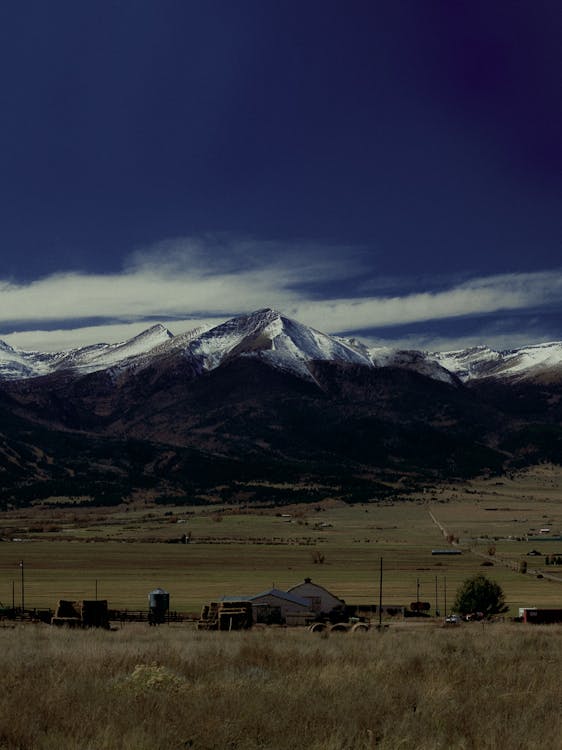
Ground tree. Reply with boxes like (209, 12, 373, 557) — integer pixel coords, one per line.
(453, 574, 508, 617)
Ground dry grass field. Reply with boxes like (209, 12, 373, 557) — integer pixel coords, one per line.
(1, 464, 562, 615)
(0, 623, 561, 749)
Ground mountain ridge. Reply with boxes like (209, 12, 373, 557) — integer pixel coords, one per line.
(2, 309, 562, 507)
(2, 309, 562, 385)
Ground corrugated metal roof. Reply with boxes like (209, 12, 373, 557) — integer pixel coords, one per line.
(220, 589, 310, 607)
(249, 588, 310, 606)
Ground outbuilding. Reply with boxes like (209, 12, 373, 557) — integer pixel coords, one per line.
(250, 588, 312, 625)
(287, 578, 345, 615)
(221, 589, 312, 626)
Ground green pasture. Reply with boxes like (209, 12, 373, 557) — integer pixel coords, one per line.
(2, 474, 562, 615)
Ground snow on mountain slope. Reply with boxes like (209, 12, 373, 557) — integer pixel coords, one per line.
(4, 309, 561, 386)
(0, 340, 36, 379)
(145, 325, 209, 358)
(432, 347, 503, 382)
(0, 339, 62, 379)
(183, 308, 373, 379)
(0, 324, 174, 380)
(53, 324, 174, 372)
(370, 347, 458, 385)
(433, 342, 562, 382)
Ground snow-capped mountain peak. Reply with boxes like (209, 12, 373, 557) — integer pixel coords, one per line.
(0, 323, 175, 380)
(51, 323, 174, 373)
(3, 310, 562, 386)
(182, 308, 373, 379)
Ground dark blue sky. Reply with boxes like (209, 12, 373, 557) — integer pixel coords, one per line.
(0, 1, 561, 350)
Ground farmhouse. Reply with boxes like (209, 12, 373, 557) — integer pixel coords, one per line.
(287, 578, 345, 615)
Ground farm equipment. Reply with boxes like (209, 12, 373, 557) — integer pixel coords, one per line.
(197, 601, 253, 631)
(51, 599, 110, 629)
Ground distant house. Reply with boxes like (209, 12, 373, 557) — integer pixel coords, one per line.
(287, 578, 345, 615)
(431, 549, 462, 555)
(221, 588, 312, 626)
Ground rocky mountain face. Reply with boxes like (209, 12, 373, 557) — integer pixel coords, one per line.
(2, 309, 562, 508)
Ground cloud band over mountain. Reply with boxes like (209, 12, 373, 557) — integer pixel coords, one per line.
(1, 238, 561, 352)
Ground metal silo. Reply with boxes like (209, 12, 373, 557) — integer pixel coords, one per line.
(148, 587, 169, 625)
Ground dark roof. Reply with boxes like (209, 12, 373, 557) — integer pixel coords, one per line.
(220, 588, 310, 607)
(250, 588, 310, 607)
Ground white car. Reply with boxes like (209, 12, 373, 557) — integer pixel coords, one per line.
(445, 614, 460, 624)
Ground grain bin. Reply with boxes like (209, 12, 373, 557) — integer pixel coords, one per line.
(148, 587, 169, 625)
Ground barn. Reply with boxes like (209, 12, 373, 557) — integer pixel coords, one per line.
(287, 578, 345, 615)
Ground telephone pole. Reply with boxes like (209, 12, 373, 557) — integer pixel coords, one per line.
(378, 557, 383, 628)
(19, 560, 25, 613)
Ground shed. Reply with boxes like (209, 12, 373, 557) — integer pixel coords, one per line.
(287, 578, 345, 614)
(221, 589, 312, 626)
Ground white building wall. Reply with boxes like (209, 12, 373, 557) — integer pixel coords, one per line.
(287, 581, 344, 614)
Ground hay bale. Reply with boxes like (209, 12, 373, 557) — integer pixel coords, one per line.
(309, 622, 327, 633)
(329, 623, 350, 633)
(53, 600, 80, 619)
(351, 622, 369, 633)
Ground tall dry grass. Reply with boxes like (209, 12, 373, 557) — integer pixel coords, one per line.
(0, 623, 560, 749)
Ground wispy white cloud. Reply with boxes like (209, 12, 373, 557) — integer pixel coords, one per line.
(1, 236, 561, 351)
(0, 236, 365, 330)
(1, 318, 225, 352)
(361, 331, 560, 355)
(288, 271, 562, 333)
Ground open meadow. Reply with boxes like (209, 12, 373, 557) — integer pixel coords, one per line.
(1, 465, 562, 616)
(0, 622, 561, 749)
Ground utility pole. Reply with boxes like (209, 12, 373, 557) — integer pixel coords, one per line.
(435, 575, 439, 616)
(444, 576, 447, 617)
(19, 560, 24, 613)
(378, 557, 383, 628)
